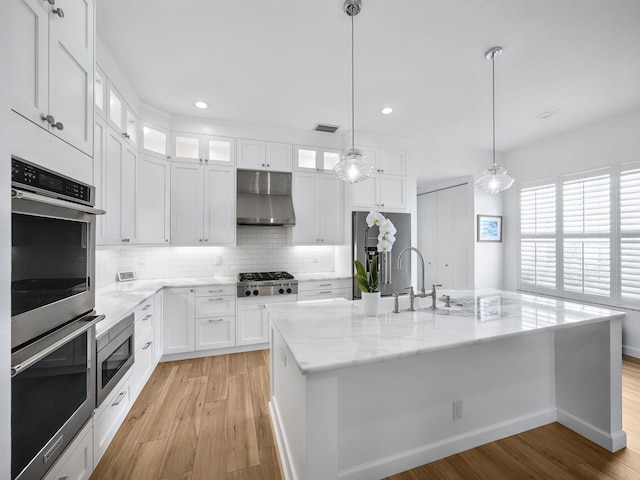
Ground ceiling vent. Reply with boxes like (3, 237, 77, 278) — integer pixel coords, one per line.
(313, 123, 340, 133)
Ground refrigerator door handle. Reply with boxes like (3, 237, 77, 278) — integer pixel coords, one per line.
(385, 252, 391, 285)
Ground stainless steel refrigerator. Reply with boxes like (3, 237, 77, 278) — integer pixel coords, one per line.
(352, 211, 411, 299)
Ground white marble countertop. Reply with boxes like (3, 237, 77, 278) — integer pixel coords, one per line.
(95, 276, 235, 335)
(265, 288, 626, 375)
(293, 272, 352, 281)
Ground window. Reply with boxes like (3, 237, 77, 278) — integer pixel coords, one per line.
(519, 164, 640, 308)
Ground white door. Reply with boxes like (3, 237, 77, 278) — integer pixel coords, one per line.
(120, 144, 137, 243)
(94, 116, 107, 245)
(236, 138, 266, 169)
(379, 175, 407, 211)
(266, 142, 293, 171)
(104, 128, 124, 244)
(9, 0, 49, 126)
(163, 288, 195, 355)
(171, 162, 204, 244)
(292, 172, 319, 244)
(352, 175, 378, 209)
(318, 174, 345, 244)
(236, 303, 268, 346)
(196, 317, 235, 350)
(203, 165, 235, 244)
(48, 0, 94, 155)
(136, 154, 171, 244)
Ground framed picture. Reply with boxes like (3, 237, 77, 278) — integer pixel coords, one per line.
(477, 215, 503, 242)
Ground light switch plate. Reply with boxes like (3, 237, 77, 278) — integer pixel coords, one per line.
(117, 271, 136, 282)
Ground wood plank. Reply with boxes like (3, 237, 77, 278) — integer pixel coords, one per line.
(229, 352, 248, 376)
(205, 353, 229, 402)
(192, 400, 228, 480)
(157, 376, 207, 478)
(227, 373, 260, 473)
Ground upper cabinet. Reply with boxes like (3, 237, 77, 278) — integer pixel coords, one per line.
(295, 146, 341, 173)
(107, 82, 137, 147)
(172, 132, 235, 165)
(10, 0, 94, 156)
(237, 139, 292, 172)
(95, 67, 106, 118)
(140, 122, 170, 159)
(350, 146, 408, 212)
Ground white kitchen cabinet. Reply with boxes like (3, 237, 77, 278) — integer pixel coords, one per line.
(102, 125, 137, 245)
(170, 162, 235, 245)
(237, 295, 293, 346)
(130, 328, 154, 400)
(140, 121, 170, 159)
(94, 115, 107, 244)
(297, 279, 351, 301)
(136, 153, 171, 244)
(93, 370, 133, 464)
(237, 138, 293, 171)
(292, 171, 345, 245)
(95, 66, 106, 118)
(10, 0, 94, 156)
(107, 82, 137, 147)
(172, 132, 234, 165)
(351, 173, 407, 212)
(163, 288, 196, 355)
(194, 285, 236, 350)
(43, 420, 93, 480)
(418, 185, 473, 289)
(154, 290, 164, 363)
(378, 150, 407, 175)
(294, 146, 341, 172)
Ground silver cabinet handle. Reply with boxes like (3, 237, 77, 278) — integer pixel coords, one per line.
(142, 304, 152, 310)
(320, 291, 332, 294)
(112, 391, 126, 406)
(58, 476, 70, 480)
(46, 0, 55, 4)
(319, 283, 332, 287)
(208, 297, 224, 302)
(41, 114, 62, 129)
(142, 341, 152, 350)
(208, 289, 223, 293)
(208, 318, 224, 323)
(142, 314, 152, 321)
(52, 7, 64, 17)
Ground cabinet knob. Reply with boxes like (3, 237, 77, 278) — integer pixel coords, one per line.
(199, 239, 203, 242)
(165, 239, 169, 242)
(46, 0, 55, 4)
(52, 7, 64, 17)
(266, 163, 270, 167)
(41, 114, 55, 125)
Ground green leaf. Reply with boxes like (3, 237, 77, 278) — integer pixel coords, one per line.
(369, 255, 378, 291)
(354, 274, 372, 292)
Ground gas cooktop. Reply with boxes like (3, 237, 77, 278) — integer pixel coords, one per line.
(237, 271, 297, 297)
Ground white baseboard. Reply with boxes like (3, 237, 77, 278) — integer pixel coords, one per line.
(623, 345, 640, 359)
(556, 408, 627, 452)
(270, 399, 295, 480)
(159, 342, 268, 362)
(337, 409, 555, 480)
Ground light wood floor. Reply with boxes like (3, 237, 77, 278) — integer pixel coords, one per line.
(91, 353, 640, 480)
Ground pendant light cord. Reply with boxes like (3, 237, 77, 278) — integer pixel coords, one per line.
(492, 53, 496, 169)
(351, 13, 355, 148)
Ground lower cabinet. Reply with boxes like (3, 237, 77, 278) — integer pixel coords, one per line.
(43, 420, 93, 480)
(236, 295, 296, 346)
(163, 285, 236, 355)
(297, 278, 351, 301)
(93, 370, 133, 464)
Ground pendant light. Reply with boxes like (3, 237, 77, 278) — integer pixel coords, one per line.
(334, 0, 374, 183)
(475, 46, 515, 194)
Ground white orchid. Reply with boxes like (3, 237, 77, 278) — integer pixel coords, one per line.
(366, 211, 385, 228)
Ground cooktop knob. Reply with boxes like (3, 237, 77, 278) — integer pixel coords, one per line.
(279, 288, 285, 294)
(253, 290, 259, 296)
(286, 287, 292, 294)
(244, 290, 251, 296)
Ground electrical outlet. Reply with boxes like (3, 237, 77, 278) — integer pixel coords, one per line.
(453, 399, 463, 420)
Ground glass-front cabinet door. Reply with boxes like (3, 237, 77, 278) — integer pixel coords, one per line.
(172, 132, 234, 165)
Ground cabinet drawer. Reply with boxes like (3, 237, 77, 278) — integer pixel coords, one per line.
(298, 288, 351, 301)
(43, 420, 93, 480)
(195, 285, 236, 297)
(195, 295, 235, 318)
(298, 279, 351, 292)
(131, 330, 155, 400)
(196, 315, 236, 350)
(94, 372, 132, 463)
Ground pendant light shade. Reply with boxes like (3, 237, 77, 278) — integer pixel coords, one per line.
(334, 0, 373, 183)
(476, 46, 515, 194)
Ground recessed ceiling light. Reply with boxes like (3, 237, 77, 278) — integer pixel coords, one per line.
(536, 110, 557, 119)
(381, 107, 393, 115)
(194, 100, 209, 109)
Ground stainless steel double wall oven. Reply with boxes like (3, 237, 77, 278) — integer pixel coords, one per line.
(10, 157, 105, 480)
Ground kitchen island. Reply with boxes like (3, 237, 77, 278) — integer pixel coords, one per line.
(266, 289, 626, 480)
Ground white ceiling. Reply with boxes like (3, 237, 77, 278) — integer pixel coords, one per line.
(97, 0, 640, 159)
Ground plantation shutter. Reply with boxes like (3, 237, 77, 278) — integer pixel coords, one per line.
(620, 165, 640, 303)
(520, 183, 556, 289)
(562, 173, 610, 297)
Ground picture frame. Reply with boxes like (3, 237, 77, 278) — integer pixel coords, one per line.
(477, 215, 503, 242)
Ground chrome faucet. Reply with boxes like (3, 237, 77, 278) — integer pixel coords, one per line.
(397, 247, 426, 295)
(397, 247, 441, 310)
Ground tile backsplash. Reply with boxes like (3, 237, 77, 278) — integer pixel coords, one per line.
(96, 227, 336, 288)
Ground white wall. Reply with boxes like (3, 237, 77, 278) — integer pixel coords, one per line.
(0, 6, 12, 477)
(502, 108, 640, 356)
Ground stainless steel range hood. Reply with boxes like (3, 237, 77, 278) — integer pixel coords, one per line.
(236, 169, 296, 226)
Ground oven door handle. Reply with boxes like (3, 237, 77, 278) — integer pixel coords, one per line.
(11, 314, 104, 377)
(12, 188, 106, 215)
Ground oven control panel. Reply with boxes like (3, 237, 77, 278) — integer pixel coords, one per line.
(12, 156, 94, 206)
